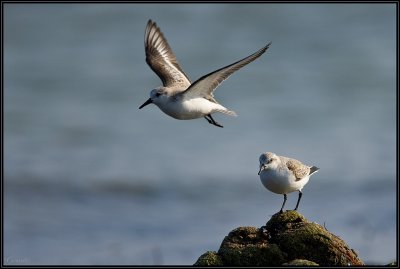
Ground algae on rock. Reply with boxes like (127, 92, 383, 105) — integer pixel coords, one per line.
(194, 211, 364, 266)
(193, 251, 223, 266)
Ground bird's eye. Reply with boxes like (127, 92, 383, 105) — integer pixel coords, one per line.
(267, 159, 272, 164)
(155, 92, 161, 97)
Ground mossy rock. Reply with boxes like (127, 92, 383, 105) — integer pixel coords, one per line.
(194, 251, 223, 266)
(265, 211, 363, 266)
(386, 261, 397, 266)
(218, 226, 286, 266)
(194, 211, 364, 266)
(283, 259, 319, 266)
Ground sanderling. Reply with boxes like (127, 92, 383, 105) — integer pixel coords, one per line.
(139, 19, 271, 128)
(258, 152, 319, 213)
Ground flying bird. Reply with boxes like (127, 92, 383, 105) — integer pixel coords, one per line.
(139, 20, 271, 128)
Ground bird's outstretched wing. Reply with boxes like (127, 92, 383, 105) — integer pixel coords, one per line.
(145, 20, 191, 88)
(179, 43, 271, 102)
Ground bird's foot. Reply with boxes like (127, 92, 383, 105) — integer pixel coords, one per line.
(204, 115, 223, 128)
(211, 121, 223, 128)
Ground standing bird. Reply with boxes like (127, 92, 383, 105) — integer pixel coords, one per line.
(258, 152, 319, 213)
(139, 20, 271, 128)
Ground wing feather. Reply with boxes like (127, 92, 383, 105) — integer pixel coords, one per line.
(145, 20, 191, 88)
(179, 42, 271, 101)
(286, 159, 311, 181)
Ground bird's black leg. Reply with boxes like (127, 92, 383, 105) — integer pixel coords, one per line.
(209, 115, 223, 128)
(204, 115, 213, 124)
(204, 114, 223, 128)
(294, 191, 303, 211)
(279, 194, 287, 213)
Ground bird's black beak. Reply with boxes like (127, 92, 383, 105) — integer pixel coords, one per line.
(139, 98, 153, 109)
(258, 165, 265, 175)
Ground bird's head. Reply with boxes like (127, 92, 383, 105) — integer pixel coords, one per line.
(139, 88, 169, 109)
(258, 152, 279, 175)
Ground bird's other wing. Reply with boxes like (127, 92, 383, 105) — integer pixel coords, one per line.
(179, 42, 271, 102)
(145, 20, 191, 88)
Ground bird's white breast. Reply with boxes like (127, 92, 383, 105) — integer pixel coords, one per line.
(259, 168, 309, 194)
(156, 97, 224, 120)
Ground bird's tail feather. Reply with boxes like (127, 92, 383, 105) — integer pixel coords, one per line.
(216, 109, 237, 117)
(309, 166, 320, 175)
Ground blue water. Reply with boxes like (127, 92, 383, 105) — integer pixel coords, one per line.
(4, 3, 396, 265)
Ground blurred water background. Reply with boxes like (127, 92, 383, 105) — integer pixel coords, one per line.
(4, 3, 396, 265)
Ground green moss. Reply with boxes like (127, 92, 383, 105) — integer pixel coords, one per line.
(194, 251, 223, 266)
(218, 227, 286, 266)
(265, 210, 308, 236)
(269, 210, 308, 225)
